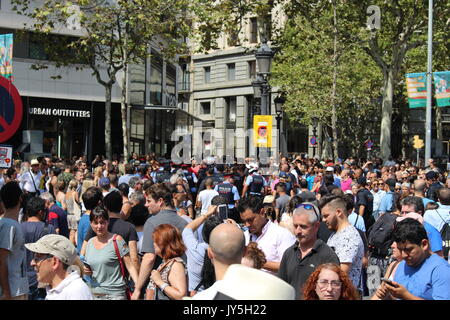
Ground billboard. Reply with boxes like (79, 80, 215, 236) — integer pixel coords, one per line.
(0, 34, 13, 79)
(253, 115, 272, 148)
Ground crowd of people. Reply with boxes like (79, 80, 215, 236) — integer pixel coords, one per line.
(1, 152, 450, 300)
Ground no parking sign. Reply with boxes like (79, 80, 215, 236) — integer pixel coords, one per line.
(0, 75, 23, 142)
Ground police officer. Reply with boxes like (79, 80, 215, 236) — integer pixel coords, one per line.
(181, 164, 198, 196)
(241, 163, 267, 199)
(214, 173, 240, 222)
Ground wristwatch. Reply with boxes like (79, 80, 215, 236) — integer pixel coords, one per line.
(159, 282, 169, 292)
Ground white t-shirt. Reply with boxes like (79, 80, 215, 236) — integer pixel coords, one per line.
(45, 271, 93, 300)
(192, 280, 224, 300)
(198, 189, 219, 215)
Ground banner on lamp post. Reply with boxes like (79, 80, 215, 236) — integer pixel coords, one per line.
(434, 71, 450, 107)
(0, 34, 13, 79)
(253, 115, 272, 148)
(406, 73, 427, 108)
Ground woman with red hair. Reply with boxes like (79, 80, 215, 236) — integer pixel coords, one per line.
(303, 263, 359, 300)
(146, 224, 187, 300)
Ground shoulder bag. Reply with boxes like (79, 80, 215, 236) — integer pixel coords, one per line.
(112, 234, 132, 300)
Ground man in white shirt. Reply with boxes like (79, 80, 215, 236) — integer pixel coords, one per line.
(19, 159, 43, 195)
(237, 196, 296, 274)
(196, 178, 219, 215)
(25, 234, 93, 300)
(424, 188, 450, 237)
(192, 223, 245, 300)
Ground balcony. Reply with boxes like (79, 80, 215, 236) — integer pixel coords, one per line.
(178, 81, 191, 93)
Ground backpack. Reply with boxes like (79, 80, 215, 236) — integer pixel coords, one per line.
(435, 210, 450, 260)
(367, 212, 398, 258)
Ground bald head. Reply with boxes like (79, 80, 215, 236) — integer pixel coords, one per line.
(438, 188, 450, 205)
(414, 179, 427, 193)
(209, 223, 245, 265)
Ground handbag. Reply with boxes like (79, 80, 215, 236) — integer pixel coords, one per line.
(28, 170, 41, 196)
(112, 234, 132, 300)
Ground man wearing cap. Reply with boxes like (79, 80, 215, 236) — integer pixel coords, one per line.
(242, 164, 267, 198)
(214, 174, 240, 222)
(99, 177, 111, 197)
(19, 159, 43, 198)
(425, 171, 443, 203)
(278, 203, 339, 299)
(26, 234, 93, 300)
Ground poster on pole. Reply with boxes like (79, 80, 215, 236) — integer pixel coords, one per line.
(406, 73, 427, 108)
(434, 71, 450, 107)
(0, 145, 13, 168)
(0, 34, 13, 79)
(253, 115, 272, 148)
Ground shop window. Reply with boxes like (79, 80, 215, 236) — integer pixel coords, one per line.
(130, 109, 145, 140)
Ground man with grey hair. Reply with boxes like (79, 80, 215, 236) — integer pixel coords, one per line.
(40, 192, 69, 238)
(192, 223, 245, 300)
(128, 176, 143, 197)
(278, 202, 339, 299)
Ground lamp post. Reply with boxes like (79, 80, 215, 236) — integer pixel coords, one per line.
(274, 95, 285, 157)
(311, 116, 319, 157)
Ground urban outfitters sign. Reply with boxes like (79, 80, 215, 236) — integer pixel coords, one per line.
(29, 107, 91, 118)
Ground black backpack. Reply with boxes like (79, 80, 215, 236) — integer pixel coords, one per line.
(434, 210, 450, 260)
(367, 212, 398, 258)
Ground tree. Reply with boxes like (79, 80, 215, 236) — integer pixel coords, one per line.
(281, 1, 449, 160)
(12, 0, 194, 160)
(271, 3, 382, 160)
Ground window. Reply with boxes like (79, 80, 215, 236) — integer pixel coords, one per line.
(250, 17, 258, 43)
(225, 97, 237, 123)
(150, 50, 163, 105)
(248, 61, 256, 79)
(227, 63, 235, 81)
(200, 102, 211, 115)
(204, 66, 211, 83)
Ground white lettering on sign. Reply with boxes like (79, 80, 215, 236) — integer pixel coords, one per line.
(29, 107, 91, 118)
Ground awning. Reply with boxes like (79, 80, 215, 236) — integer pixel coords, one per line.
(131, 104, 205, 123)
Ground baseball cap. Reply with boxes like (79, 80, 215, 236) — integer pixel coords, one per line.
(263, 195, 275, 204)
(214, 264, 295, 300)
(99, 177, 110, 187)
(25, 234, 77, 265)
(31, 159, 39, 166)
(325, 166, 334, 172)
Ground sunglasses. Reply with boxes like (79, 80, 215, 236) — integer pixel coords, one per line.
(295, 203, 321, 221)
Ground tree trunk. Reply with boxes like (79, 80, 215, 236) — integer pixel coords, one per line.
(321, 126, 333, 160)
(380, 69, 394, 160)
(105, 84, 112, 159)
(436, 107, 443, 156)
(331, 0, 338, 161)
(121, 63, 129, 163)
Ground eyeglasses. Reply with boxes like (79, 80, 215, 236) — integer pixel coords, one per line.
(317, 280, 342, 289)
(32, 254, 53, 264)
(295, 203, 321, 221)
(395, 188, 401, 191)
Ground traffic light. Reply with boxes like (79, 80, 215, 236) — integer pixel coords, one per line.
(413, 135, 424, 149)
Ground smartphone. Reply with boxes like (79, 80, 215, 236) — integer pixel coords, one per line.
(82, 261, 91, 269)
(380, 277, 397, 287)
(217, 204, 228, 220)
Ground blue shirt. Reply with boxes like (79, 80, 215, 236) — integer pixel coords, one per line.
(348, 212, 366, 232)
(424, 204, 450, 233)
(378, 191, 395, 213)
(214, 182, 240, 209)
(424, 222, 443, 253)
(306, 175, 315, 191)
(182, 227, 209, 291)
(77, 214, 91, 254)
(394, 253, 450, 300)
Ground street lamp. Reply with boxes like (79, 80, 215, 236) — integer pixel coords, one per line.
(254, 39, 274, 116)
(311, 116, 319, 157)
(274, 95, 285, 157)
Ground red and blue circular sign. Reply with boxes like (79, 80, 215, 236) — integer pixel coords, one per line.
(365, 140, 374, 150)
(0, 76, 22, 142)
(310, 136, 317, 146)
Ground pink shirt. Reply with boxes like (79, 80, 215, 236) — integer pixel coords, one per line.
(244, 220, 296, 274)
(341, 178, 353, 192)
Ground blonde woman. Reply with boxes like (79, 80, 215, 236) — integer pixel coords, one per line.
(94, 166, 104, 187)
(65, 179, 81, 246)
